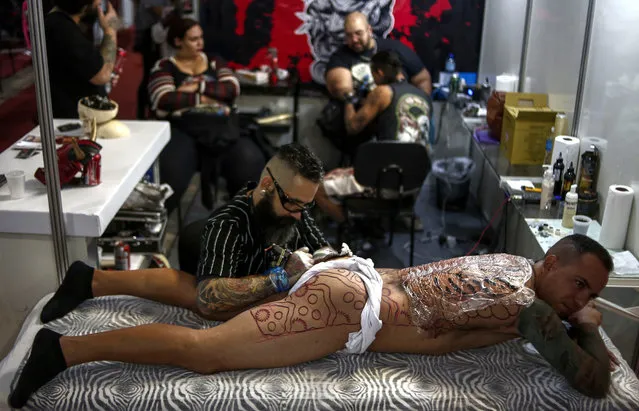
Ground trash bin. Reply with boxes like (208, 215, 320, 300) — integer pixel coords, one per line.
(431, 157, 475, 211)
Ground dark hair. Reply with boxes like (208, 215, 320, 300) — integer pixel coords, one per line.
(371, 50, 402, 84)
(546, 234, 614, 272)
(167, 17, 199, 48)
(276, 143, 324, 183)
(55, 0, 93, 15)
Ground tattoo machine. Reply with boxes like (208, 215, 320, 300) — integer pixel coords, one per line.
(402, 254, 535, 332)
(264, 244, 292, 268)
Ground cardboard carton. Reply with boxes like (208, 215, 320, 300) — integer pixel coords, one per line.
(500, 93, 558, 165)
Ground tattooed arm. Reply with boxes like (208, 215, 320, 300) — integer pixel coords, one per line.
(90, 2, 119, 85)
(517, 299, 610, 398)
(196, 245, 313, 317)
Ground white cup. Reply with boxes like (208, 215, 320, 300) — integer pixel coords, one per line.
(572, 215, 592, 235)
(6, 170, 26, 199)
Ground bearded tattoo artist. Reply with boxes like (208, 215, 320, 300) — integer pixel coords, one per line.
(38, 143, 340, 325)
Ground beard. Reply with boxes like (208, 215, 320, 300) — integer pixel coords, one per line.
(253, 192, 297, 246)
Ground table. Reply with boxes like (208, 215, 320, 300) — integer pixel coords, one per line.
(0, 119, 170, 357)
(459, 109, 639, 366)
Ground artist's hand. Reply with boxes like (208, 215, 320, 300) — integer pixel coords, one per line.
(284, 247, 314, 277)
(569, 303, 602, 327)
(312, 246, 341, 263)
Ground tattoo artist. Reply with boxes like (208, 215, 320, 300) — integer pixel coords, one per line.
(40, 143, 343, 324)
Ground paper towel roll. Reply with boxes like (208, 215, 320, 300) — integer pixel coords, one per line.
(496, 74, 518, 92)
(599, 185, 635, 249)
(551, 136, 580, 170)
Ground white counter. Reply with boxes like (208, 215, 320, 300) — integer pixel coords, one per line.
(0, 119, 170, 357)
(0, 120, 170, 237)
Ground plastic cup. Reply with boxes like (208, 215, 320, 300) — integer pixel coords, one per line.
(572, 215, 592, 235)
(6, 170, 25, 199)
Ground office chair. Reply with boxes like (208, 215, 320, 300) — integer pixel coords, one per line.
(339, 141, 431, 266)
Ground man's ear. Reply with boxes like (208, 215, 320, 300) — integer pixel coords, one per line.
(259, 175, 272, 191)
(543, 254, 558, 272)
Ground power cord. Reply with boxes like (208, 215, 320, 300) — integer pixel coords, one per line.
(466, 195, 511, 256)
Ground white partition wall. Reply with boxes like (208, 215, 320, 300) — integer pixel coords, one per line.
(578, 0, 639, 256)
(523, 0, 589, 125)
(477, 0, 527, 87)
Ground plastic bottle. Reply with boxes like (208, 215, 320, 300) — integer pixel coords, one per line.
(552, 153, 564, 197)
(445, 53, 456, 73)
(561, 162, 576, 200)
(562, 184, 578, 228)
(543, 126, 555, 165)
(540, 165, 554, 211)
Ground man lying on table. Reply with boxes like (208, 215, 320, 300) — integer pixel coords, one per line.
(10, 234, 618, 407)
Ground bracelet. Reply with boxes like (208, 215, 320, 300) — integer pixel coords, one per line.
(266, 266, 290, 293)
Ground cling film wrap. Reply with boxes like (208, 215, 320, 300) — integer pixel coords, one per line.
(402, 254, 536, 331)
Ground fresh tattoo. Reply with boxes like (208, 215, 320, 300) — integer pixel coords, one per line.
(517, 299, 610, 398)
(250, 269, 365, 338)
(400, 254, 534, 337)
(196, 276, 276, 315)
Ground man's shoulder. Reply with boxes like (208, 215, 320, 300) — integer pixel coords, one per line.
(378, 38, 413, 53)
(327, 46, 357, 69)
(208, 192, 252, 222)
(44, 11, 76, 31)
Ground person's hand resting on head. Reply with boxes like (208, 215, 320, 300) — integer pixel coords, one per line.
(569, 302, 620, 371)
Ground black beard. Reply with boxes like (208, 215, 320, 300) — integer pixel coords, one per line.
(253, 193, 297, 246)
(82, 5, 99, 23)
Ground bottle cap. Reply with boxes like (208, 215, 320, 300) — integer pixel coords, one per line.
(570, 184, 577, 193)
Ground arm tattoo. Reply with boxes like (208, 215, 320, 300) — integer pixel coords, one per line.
(518, 299, 611, 398)
(100, 32, 117, 66)
(196, 275, 277, 315)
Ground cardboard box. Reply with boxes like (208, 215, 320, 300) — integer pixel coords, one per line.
(500, 93, 558, 165)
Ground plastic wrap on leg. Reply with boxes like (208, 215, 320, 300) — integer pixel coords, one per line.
(402, 254, 536, 332)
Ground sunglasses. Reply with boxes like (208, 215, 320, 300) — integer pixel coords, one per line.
(266, 167, 315, 213)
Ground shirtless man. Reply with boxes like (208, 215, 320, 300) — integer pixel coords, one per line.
(9, 234, 613, 408)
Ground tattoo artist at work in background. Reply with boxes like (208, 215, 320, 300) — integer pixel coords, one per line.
(38, 143, 341, 325)
(44, 0, 120, 118)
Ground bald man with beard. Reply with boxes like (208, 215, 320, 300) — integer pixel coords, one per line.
(326, 12, 432, 100)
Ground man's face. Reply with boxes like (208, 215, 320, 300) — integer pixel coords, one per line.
(344, 20, 373, 53)
(84, 0, 101, 20)
(255, 172, 319, 245)
(537, 253, 609, 318)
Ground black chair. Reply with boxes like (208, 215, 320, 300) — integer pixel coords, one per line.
(339, 141, 431, 266)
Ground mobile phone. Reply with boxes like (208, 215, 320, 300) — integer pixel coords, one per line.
(102, 0, 109, 13)
(57, 122, 82, 132)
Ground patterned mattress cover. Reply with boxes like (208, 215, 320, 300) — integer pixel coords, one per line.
(1, 294, 638, 411)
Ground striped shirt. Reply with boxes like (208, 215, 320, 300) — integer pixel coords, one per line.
(196, 186, 329, 281)
(148, 52, 240, 118)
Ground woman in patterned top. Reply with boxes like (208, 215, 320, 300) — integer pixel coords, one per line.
(10, 235, 617, 408)
(147, 17, 265, 212)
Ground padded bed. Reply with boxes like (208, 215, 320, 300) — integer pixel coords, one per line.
(1, 294, 638, 410)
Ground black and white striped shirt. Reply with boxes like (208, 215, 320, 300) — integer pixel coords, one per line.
(196, 186, 329, 281)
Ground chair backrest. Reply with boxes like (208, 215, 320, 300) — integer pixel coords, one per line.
(352, 141, 431, 192)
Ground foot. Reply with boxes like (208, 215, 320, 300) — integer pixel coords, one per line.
(8, 329, 67, 409)
(40, 261, 94, 323)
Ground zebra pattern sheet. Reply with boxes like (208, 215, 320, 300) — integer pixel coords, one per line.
(3, 295, 639, 411)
